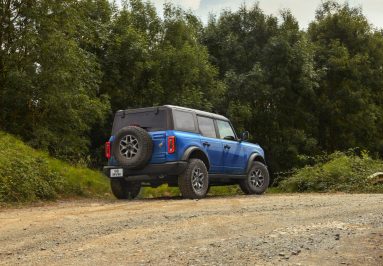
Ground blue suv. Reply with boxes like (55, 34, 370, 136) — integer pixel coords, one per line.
(104, 105, 269, 199)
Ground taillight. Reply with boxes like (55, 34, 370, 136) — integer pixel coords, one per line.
(105, 141, 111, 159)
(167, 136, 176, 154)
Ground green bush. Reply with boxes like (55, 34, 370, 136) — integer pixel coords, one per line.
(208, 185, 242, 196)
(278, 152, 383, 193)
(0, 132, 110, 203)
(141, 185, 180, 198)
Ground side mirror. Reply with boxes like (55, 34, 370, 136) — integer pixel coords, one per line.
(223, 135, 236, 141)
(240, 131, 249, 141)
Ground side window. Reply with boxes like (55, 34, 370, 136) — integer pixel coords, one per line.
(217, 120, 236, 140)
(173, 110, 196, 132)
(197, 116, 217, 138)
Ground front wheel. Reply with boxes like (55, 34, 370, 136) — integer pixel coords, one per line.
(110, 179, 141, 199)
(178, 159, 209, 199)
(240, 161, 269, 195)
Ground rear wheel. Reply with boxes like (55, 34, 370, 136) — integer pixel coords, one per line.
(178, 159, 209, 199)
(240, 161, 269, 195)
(110, 179, 141, 199)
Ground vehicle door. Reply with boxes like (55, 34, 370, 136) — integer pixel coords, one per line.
(216, 120, 246, 175)
(197, 116, 223, 173)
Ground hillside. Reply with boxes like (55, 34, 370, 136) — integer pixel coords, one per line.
(0, 132, 110, 203)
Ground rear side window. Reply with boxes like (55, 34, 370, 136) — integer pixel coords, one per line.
(197, 116, 216, 138)
(173, 110, 196, 132)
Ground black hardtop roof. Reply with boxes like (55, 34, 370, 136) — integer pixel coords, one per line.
(119, 105, 229, 121)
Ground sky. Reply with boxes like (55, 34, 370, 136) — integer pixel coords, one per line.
(146, 0, 383, 29)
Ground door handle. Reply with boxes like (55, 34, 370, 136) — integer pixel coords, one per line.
(224, 144, 231, 150)
(203, 142, 211, 147)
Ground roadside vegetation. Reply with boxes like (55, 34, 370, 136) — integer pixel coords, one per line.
(1, 131, 382, 204)
(141, 185, 241, 198)
(0, 132, 110, 204)
(277, 152, 383, 193)
(1, 0, 383, 202)
(1, 0, 383, 175)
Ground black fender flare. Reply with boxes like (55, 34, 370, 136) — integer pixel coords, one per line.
(181, 146, 211, 170)
(246, 153, 266, 173)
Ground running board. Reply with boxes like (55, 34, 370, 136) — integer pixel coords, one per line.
(209, 174, 247, 180)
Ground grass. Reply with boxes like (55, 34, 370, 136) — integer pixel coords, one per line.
(2, 131, 381, 204)
(277, 152, 383, 193)
(0, 131, 246, 203)
(140, 184, 243, 198)
(0, 132, 110, 204)
(141, 185, 180, 198)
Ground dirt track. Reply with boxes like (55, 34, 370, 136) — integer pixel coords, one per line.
(0, 194, 382, 265)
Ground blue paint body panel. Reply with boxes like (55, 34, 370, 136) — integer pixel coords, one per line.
(107, 105, 266, 176)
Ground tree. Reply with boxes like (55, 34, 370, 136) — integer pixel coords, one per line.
(155, 4, 225, 110)
(204, 5, 319, 173)
(2, 0, 382, 172)
(308, 1, 383, 156)
(100, 0, 162, 111)
(0, 0, 110, 162)
(101, 1, 224, 112)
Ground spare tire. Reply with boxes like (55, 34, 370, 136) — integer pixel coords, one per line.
(112, 126, 153, 169)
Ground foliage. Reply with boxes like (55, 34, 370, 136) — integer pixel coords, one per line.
(0, 0, 110, 162)
(308, 1, 383, 156)
(141, 185, 180, 198)
(278, 152, 383, 193)
(140, 184, 243, 198)
(1, 0, 383, 195)
(101, 2, 224, 112)
(203, 5, 320, 173)
(0, 132, 110, 203)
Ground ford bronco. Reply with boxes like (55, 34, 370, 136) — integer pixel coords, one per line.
(104, 105, 269, 199)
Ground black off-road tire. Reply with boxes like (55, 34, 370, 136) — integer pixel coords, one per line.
(112, 126, 152, 169)
(240, 161, 269, 195)
(110, 179, 141, 199)
(178, 159, 209, 199)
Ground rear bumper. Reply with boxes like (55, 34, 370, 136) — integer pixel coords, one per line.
(103, 161, 188, 179)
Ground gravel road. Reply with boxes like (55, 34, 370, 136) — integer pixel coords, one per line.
(0, 194, 382, 265)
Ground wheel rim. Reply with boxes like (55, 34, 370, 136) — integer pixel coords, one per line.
(119, 135, 139, 159)
(192, 167, 205, 192)
(250, 168, 264, 188)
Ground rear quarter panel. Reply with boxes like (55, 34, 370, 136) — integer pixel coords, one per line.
(166, 130, 202, 162)
(149, 131, 167, 163)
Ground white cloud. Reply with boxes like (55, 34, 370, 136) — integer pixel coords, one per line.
(176, 0, 201, 10)
(123, 0, 383, 28)
(194, 0, 383, 28)
(151, 0, 201, 11)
